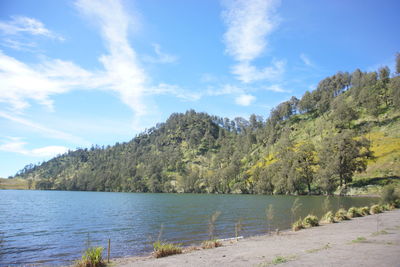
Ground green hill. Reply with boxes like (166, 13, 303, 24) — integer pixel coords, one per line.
(12, 56, 400, 195)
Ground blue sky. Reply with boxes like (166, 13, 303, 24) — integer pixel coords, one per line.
(0, 0, 399, 177)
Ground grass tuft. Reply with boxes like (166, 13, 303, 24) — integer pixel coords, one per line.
(292, 218, 304, 231)
(201, 239, 222, 249)
(347, 207, 361, 218)
(302, 215, 319, 228)
(351, 236, 367, 243)
(334, 208, 349, 221)
(359, 206, 370, 216)
(153, 241, 182, 258)
(320, 211, 335, 224)
(370, 204, 382, 214)
(75, 247, 104, 267)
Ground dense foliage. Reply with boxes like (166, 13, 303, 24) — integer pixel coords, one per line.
(14, 55, 400, 195)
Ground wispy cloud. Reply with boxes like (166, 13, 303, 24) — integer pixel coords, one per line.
(143, 43, 178, 64)
(0, 16, 63, 39)
(0, 16, 64, 50)
(0, 137, 68, 157)
(235, 94, 256, 106)
(221, 0, 283, 83)
(231, 59, 285, 83)
(0, 51, 97, 111)
(76, 0, 149, 117)
(300, 53, 314, 67)
(264, 84, 290, 93)
(0, 111, 89, 145)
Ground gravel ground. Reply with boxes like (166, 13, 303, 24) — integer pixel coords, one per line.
(112, 209, 400, 267)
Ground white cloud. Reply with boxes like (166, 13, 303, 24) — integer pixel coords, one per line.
(76, 0, 149, 117)
(149, 83, 201, 101)
(235, 94, 256, 106)
(206, 84, 243, 96)
(265, 84, 290, 93)
(222, 0, 283, 84)
(0, 111, 89, 145)
(222, 0, 279, 61)
(231, 60, 285, 83)
(0, 137, 68, 157)
(143, 43, 177, 64)
(0, 51, 97, 111)
(0, 16, 63, 39)
(300, 53, 313, 67)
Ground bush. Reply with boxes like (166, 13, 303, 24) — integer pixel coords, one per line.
(292, 218, 304, 231)
(381, 184, 400, 204)
(358, 206, 370, 216)
(370, 204, 382, 214)
(201, 239, 222, 249)
(303, 215, 319, 228)
(153, 241, 182, 258)
(320, 211, 335, 224)
(347, 207, 361, 218)
(76, 247, 104, 267)
(334, 208, 349, 221)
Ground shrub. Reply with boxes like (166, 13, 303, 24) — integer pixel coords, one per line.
(370, 204, 382, 214)
(381, 184, 400, 205)
(347, 207, 361, 218)
(201, 239, 222, 249)
(76, 247, 104, 267)
(320, 211, 335, 224)
(334, 208, 349, 221)
(153, 241, 182, 258)
(292, 218, 304, 231)
(358, 206, 369, 216)
(302, 215, 319, 228)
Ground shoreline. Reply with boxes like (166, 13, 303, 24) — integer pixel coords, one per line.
(111, 209, 400, 267)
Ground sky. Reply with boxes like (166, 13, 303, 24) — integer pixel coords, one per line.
(0, 0, 399, 178)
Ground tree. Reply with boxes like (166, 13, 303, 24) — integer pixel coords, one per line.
(396, 52, 400, 75)
(318, 131, 373, 192)
(298, 91, 315, 113)
(293, 142, 318, 194)
(331, 95, 358, 128)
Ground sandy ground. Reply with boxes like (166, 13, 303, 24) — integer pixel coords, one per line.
(112, 209, 400, 267)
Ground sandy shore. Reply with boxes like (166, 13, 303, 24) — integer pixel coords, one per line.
(112, 209, 400, 267)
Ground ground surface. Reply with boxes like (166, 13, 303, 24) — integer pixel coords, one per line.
(112, 209, 400, 267)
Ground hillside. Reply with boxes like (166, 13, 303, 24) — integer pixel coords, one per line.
(12, 57, 400, 195)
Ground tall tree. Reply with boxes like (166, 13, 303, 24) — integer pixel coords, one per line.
(318, 131, 373, 191)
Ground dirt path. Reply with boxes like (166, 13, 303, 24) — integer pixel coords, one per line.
(113, 209, 400, 267)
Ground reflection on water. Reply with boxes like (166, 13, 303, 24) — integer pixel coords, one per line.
(0, 190, 378, 266)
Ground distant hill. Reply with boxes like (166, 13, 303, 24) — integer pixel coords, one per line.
(12, 55, 400, 195)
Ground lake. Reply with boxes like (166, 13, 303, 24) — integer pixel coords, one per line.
(0, 190, 378, 266)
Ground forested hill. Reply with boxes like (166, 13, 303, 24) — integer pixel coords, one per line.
(14, 55, 400, 195)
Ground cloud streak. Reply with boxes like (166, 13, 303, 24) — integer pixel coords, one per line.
(0, 137, 69, 157)
(221, 0, 284, 84)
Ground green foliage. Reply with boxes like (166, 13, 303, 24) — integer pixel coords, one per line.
(292, 218, 304, 231)
(320, 211, 335, 224)
(334, 208, 349, 221)
(11, 54, 400, 196)
(381, 184, 400, 204)
(352, 236, 367, 243)
(153, 241, 182, 258)
(302, 215, 319, 228)
(370, 204, 382, 214)
(271, 256, 289, 265)
(76, 247, 104, 267)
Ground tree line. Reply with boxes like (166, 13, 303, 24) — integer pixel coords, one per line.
(15, 53, 400, 195)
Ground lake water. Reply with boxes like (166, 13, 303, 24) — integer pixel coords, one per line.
(0, 190, 378, 266)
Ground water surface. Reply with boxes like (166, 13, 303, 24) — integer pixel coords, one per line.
(0, 190, 378, 266)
